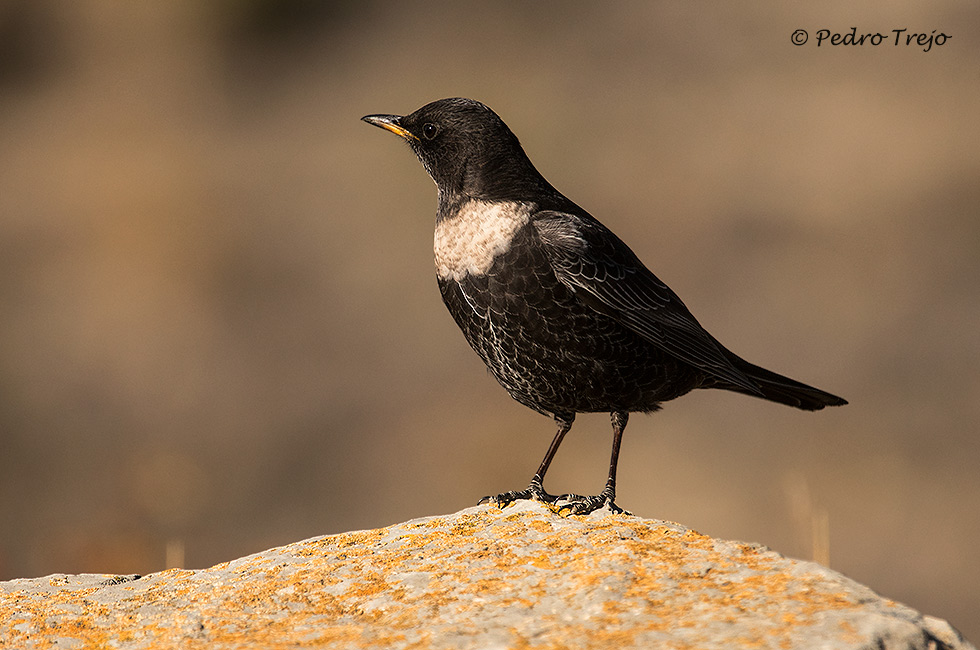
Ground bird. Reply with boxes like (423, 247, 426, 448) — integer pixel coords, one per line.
(362, 97, 846, 515)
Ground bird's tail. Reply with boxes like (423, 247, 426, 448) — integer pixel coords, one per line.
(723, 356, 847, 411)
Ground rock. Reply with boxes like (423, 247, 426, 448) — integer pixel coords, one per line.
(0, 501, 973, 649)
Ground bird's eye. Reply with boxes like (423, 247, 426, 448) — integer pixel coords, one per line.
(422, 123, 438, 140)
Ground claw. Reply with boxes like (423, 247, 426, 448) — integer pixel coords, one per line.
(554, 490, 631, 516)
(479, 478, 559, 509)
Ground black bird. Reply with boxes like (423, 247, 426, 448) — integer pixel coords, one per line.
(362, 98, 846, 515)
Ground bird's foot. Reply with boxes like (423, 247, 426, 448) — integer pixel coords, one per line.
(554, 489, 630, 516)
(479, 478, 560, 509)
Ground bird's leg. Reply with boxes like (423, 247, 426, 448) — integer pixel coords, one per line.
(558, 411, 630, 515)
(480, 413, 574, 508)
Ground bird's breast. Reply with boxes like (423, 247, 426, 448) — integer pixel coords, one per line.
(433, 199, 534, 281)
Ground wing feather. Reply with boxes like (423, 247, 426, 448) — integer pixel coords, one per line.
(533, 210, 762, 394)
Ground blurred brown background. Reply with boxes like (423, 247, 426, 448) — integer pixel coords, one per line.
(1, 0, 977, 639)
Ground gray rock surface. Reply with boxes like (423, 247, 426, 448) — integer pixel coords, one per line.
(0, 501, 973, 649)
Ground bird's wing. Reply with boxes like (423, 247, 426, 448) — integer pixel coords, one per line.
(532, 210, 762, 394)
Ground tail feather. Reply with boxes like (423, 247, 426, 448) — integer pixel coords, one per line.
(723, 356, 847, 411)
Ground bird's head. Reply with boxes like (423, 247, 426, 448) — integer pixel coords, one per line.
(362, 98, 551, 207)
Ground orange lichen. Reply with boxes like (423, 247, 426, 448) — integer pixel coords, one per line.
(0, 503, 944, 649)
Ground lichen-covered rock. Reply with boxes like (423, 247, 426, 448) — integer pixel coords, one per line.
(0, 501, 973, 649)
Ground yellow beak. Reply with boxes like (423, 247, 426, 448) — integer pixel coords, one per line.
(361, 114, 419, 142)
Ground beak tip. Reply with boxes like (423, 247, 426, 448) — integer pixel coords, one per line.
(361, 113, 401, 126)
